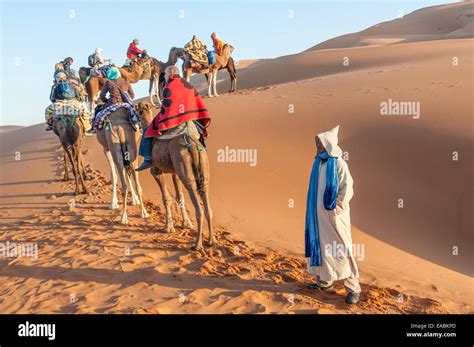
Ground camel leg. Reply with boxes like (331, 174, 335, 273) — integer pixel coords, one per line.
(199, 186, 214, 246)
(127, 173, 140, 206)
(75, 145, 88, 194)
(79, 151, 89, 180)
(184, 184, 204, 251)
(151, 169, 175, 233)
(155, 75, 161, 105)
(227, 58, 237, 92)
(172, 174, 193, 229)
(130, 169, 149, 218)
(183, 67, 190, 83)
(207, 71, 214, 97)
(63, 151, 70, 181)
(117, 165, 129, 224)
(104, 148, 119, 209)
(65, 146, 81, 196)
(149, 77, 155, 106)
(212, 69, 219, 97)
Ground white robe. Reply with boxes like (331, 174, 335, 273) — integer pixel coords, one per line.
(307, 156, 359, 282)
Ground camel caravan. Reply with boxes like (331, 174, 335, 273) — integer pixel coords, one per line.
(43, 33, 234, 250)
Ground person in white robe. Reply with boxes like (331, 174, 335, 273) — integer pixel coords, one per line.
(305, 125, 361, 304)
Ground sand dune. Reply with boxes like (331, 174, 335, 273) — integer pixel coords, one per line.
(307, 1, 474, 51)
(0, 125, 23, 134)
(207, 2, 473, 93)
(0, 3, 472, 313)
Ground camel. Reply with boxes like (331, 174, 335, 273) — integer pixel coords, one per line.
(136, 47, 185, 106)
(182, 44, 236, 97)
(136, 101, 214, 251)
(79, 60, 145, 111)
(79, 48, 183, 110)
(78, 67, 106, 111)
(52, 112, 88, 195)
(96, 108, 149, 224)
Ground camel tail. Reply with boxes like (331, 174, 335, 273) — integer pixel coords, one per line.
(64, 120, 80, 148)
(120, 140, 131, 168)
(122, 142, 135, 182)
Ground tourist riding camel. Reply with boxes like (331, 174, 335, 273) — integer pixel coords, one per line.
(55, 56, 86, 99)
(61, 57, 75, 79)
(100, 68, 135, 109)
(136, 65, 210, 171)
(211, 32, 224, 56)
(181, 33, 236, 97)
(136, 66, 213, 250)
(125, 38, 143, 66)
(88, 67, 137, 134)
(44, 72, 91, 133)
(94, 66, 148, 223)
(88, 48, 111, 77)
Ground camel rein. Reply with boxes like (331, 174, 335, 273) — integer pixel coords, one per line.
(57, 114, 77, 128)
(182, 122, 203, 153)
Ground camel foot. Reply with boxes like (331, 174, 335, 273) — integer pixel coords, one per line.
(182, 219, 194, 229)
(130, 195, 140, 206)
(214, 93, 220, 97)
(192, 243, 203, 252)
(121, 215, 128, 224)
(63, 177, 70, 182)
(163, 225, 175, 233)
(208, 237, 217, 247)
(141, 209, 150, 218)
(208, 94, 214, 98)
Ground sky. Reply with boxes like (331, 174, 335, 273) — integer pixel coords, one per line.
(0, 0, 452, 126)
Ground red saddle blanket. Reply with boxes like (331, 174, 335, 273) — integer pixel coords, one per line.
(144, 75, 210, 138)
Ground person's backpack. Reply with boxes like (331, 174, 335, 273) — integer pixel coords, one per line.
(88, 53, 96, 67)
(54, 81, 76, 100)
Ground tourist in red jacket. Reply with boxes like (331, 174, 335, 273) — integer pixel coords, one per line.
(126, 38, 143, 65)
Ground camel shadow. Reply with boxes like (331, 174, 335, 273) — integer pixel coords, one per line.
(0, 179, 55, 186)
(0, 263, 279, 294)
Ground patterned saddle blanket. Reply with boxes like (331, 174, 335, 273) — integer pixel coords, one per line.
(92, 103, 140, 131)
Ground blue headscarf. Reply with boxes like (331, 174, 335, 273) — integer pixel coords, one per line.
(107, 67, 121, 80)
(304, 151, 339, 267)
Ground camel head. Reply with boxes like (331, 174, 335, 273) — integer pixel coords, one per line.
(170, 47, 186, 63)
(136, 101, 155, 128)
(120, 59, 146, 83)
(224, 44, 234, 55)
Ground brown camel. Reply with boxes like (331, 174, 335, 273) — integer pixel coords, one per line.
(52, 113, 88, 195)
(182, 44, 236, 97)
(96, 108, 148, 223)
(78, 67, 106, 111)
(139, 47, 185, 106)
(117, 48, 184, 106)
(137, 101, 213, 250)
(79, 60, 145, 111)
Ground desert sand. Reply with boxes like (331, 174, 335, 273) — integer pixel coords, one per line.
(0, 2, 472, 313)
